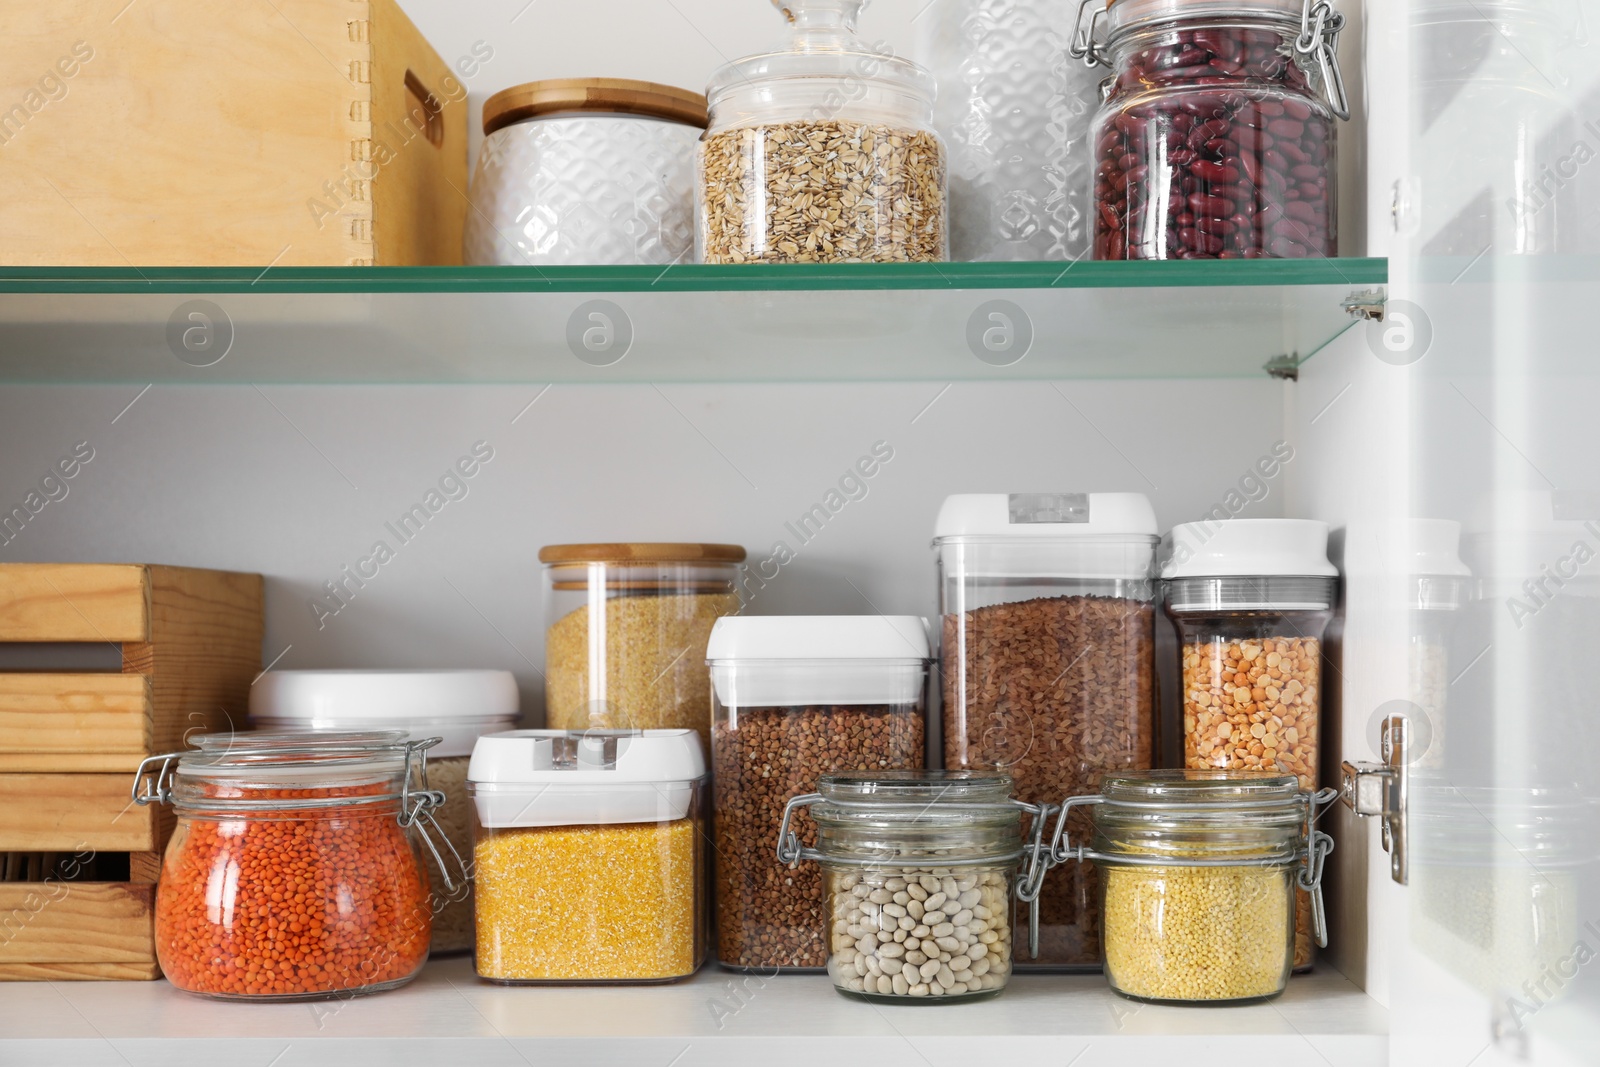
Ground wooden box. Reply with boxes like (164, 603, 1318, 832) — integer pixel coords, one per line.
(0, 0, 467, 266)
(0, 564, 263, 980)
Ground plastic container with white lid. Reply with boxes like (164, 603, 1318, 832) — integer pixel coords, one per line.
(468, 729, 707, 983)
(248, 669, 519, 956)
(705, 616, 929, 972)
(249, 669, 519, 757)
(933, 492, 1159, 971)
(1161, 517, 1337, 970)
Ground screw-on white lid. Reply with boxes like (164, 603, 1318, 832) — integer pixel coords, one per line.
(249, 670, 520, 758)
(468, 729, 705, 827)
(1162, 519, 1338, 579)
(706, 615, 929, 707)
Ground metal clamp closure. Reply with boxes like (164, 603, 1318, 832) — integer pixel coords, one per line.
(1340, 712, 1409, 886)
(1295, 0, 1349, 119)
(399, 738, 469, 895)
(1069, 0, 1111, 67)
(132, 752, 184, 807)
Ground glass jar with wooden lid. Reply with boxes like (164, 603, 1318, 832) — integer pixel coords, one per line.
(465, 79, 709, 266)
(539, 543, 745, 749)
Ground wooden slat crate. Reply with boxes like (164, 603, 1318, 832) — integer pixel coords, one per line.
(0, 0, 467, 266)
(0, 563, 262, 980)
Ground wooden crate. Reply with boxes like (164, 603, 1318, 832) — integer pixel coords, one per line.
(0, 0, 467, 266)
(0, 564, 262, 980)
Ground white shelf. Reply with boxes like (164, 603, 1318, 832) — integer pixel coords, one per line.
(2, 955, 1387, 1066)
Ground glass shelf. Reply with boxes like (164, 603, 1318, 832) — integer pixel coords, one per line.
(0, 259, 1386, 384)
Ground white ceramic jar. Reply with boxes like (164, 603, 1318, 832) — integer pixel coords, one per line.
(465, 79, 707, 266)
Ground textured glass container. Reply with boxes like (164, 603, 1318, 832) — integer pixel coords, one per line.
(918, 0, 1101, 261)
(465, 79, 708, 266)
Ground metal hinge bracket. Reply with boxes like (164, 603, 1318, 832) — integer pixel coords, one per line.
(1264, 353, 1300, 380)
(1340, 713, 1409, 885)
(1343, 288, 1387, 321)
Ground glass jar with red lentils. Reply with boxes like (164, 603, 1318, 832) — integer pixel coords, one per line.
(133, 731, 464, 1000)
(1072, 0, 1350, 259)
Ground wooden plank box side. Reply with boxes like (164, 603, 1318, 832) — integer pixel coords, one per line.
(0, 564, 148, 642)
(0, 0, 466, 266)
(0, 774, 168, 852)
(0, 882, 156, 966)
(124, 565, 264, 752)
(0, 674, 152, 767)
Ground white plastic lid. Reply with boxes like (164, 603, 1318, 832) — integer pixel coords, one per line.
(1162, 519, 1338, 579)
(707, 615, 929, 707)
(468, 729, 704, 827)
(249, 670, 520, 758)
(934, 492, 1159, 540)
(1340, 519, 1471, 579)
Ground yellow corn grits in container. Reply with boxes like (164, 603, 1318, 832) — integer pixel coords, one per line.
(474, 818, 699, 980)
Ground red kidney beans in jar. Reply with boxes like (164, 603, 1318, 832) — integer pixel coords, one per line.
(1076, 0, 1348, 260)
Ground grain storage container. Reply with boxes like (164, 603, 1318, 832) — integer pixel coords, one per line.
(934, 492, 1157, 969)
(465, 79, 708, 265)
(1072, 0, 1349, 259)
(132, 732, 463, 1000)
(1052, 770, 1334, 1004)
(697, 0, 948, 263)
(540, 543, 744, 751)
(469, 729, 707, 983)
(777, 770, 1052, 1001)
(707, 615, 929, 972)
(248, 669, 519, 954)
(1163, 517, 1337, 969)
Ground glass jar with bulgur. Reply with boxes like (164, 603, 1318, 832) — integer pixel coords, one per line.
(1162, 517, 1337, 970)
(934, 492, 1158, 970)
(540, 543, 744, 753)
(706, 614, 929, 972)
(696, 0, 948, 263)
(1051, 769, 1335, 1005)
(467, 728, 707, 983)
(132, 732, 465, 1000)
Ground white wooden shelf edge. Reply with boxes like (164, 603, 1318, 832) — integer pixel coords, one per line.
(0, 956, 1387, 1067)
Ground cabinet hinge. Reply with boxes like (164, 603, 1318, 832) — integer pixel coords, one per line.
(1340, 713, 1409, 885)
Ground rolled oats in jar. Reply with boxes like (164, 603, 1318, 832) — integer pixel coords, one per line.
(697, 0, 948, 263)
(1162, 518, 1337, 969)
(935, 492, 1158, 969)
(707, 615, 929, 972)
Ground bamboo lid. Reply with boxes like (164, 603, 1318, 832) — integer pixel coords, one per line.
(538, 543, 747, 565)
(482, 79, 710, 136)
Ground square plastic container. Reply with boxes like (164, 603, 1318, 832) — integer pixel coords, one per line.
(467, 728, 707, 983)
(706, 614, 929, 971)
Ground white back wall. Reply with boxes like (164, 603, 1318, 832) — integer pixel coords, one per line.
(0, 381, 1288, 722)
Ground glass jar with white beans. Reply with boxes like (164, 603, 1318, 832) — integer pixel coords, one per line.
(776, 771, 1052, 1002)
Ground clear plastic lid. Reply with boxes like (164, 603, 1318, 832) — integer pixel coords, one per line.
(704, 0, 936, 127)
